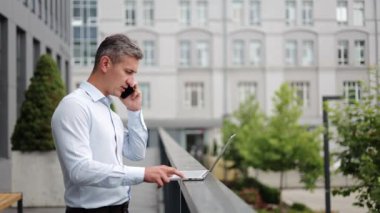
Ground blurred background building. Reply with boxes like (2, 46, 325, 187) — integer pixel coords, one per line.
(0, 0, 378, 194)
(0, 0, 71, 191)
(71, 0, 375, 156)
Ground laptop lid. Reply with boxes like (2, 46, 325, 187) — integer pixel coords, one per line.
(173, 134, 236, 181)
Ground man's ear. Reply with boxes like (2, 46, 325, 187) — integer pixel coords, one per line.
(99, 56, 111, 73)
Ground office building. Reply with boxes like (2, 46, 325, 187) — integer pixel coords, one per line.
(0, 0, 71, 191)
(71, 0, 377, 156)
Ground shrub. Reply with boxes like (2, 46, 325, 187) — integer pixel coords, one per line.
(11, 54, 66, 151)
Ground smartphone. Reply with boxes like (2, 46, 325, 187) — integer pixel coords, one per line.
(121, 86, 134, 99)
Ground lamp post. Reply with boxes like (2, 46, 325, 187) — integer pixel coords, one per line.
(322, 95, 342, 213)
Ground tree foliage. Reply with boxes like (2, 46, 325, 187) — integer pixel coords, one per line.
(222, 83, 323, 210)
(12, 54, 66, 151)
(330, 83, 380, 211)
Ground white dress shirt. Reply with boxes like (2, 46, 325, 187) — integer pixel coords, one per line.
(51, 82, 148, 208)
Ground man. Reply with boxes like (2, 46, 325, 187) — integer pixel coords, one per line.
(51, 34, 183, 213)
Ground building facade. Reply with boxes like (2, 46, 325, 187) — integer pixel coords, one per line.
(71, 0, 377, 156)
(0, 0, 71, 191)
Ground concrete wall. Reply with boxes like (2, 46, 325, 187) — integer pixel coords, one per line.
(12, 151, 65, 207)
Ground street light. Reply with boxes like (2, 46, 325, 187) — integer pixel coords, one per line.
(322, 95, 342, 213)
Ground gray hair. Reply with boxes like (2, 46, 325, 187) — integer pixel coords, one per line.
(93, 34, 143, 70)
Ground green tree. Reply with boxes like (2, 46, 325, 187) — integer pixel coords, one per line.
(223, 84, 323, 211)
(222, 95, 266, 177)
(266, 83, 323, 211)
(330, 83, 380, 211)
(12, 54, 66, 151)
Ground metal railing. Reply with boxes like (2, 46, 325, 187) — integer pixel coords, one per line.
(158, 128, 255, 213)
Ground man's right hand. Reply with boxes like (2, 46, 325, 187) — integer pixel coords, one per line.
(144, 165, 184, 187)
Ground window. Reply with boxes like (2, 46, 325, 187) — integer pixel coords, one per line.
(232, 0, 244, 25)
(290, 81, 310, 107)
(353, 1, 364, 26)
(143, 1, 154, 26)
(33, 39, 40, 70)
(180, 41, 191, 67)
(354, 40, 365, 65)
(286, 0, 297, 26)
(343, 81, 361, 102)
(180, 1, 191, 26)
(143, 40, 155, 66)
(233, 40, 244, 65)
(337, 1, 348, 25)
(337, 40, 349, 65)
(302, 0, 313, 25)
(44, 0, 48, 24)
(38, 0, 42, 18)
(196, 41, 209, 67)
(0, 16, 8, 158)
(46, 47, 52, 55)
(184, 82, 204, 109)
(285, 40, 297, 65)
(197, 1, 208, 26)
(31, 0, 36, 13)
(56, 54, 61, 73)
(125, 0, 136, 26)
(16, 28, 26, 118)
(302, 40, 314, 66)
(72, 0, 98, 66)
(238, 82, 257, 104)
(249, 40, 262, 66)
(140, 83, 151, 109)
(249, 0, 261, 26)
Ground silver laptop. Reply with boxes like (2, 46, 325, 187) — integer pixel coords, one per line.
(170, 134, 236, 181)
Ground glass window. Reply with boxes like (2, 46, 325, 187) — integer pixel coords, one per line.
(140, 83, 151, 109)
(286, 0, 297, 26)
(238, 82, 257, 104)
(249, 40, 262, 66)
(343, 81, 361, 103)
(302, 0, 313, 25)
(337, 1, 348, 25)
(180, 40, 191, 67)
(354, 40, 365, 65)
(290, 81, 310, 107)
(196, 41, 209, 67)
(143, 40, 155, 66)
(233, 40, 244, 66)
(33, 39, 40, 70)
(353, 1, 364, 26)
(232, 0, 244, 25)
(16, 28, 26, 118)
(197, 1, 208, 26)
(302, 40, 314, 66)
(285, 40, 297, 65)
(337, 40, 349, 65)
(180, 1, 191, 26)
(249, 0, 261, 26)
(184, 82, 204, 109)
(143, 1, 154, 26)
(125, 0, 136, 26)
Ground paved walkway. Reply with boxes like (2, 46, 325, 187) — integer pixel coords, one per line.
(250, 169, 367, 213)
(3, 148, 161, 213)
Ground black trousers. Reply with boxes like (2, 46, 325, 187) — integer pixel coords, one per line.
(66, 201, 129, 213)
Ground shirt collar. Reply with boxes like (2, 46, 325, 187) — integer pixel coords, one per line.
(79, 81, 112, 106)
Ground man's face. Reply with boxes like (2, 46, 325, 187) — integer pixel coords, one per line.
(106, 55, 139, 97)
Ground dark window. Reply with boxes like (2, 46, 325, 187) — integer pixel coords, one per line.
(0, 16, 9, 158)
(46, 47, 52, 55)
(56, 54, 61, 73)
(65, 60, 70, 92)
(33, 38, 40, 71)
(16, 27, 26, 118)
(44, 0, 48, 24)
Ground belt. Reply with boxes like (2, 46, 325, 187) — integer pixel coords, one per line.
(66, 201, 129, 213)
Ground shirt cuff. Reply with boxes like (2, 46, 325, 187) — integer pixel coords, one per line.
(127, 110, 147, 131)
(124, 166, 145, 185)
